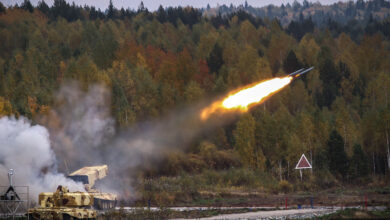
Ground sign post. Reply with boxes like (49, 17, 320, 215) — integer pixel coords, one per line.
(295, 154, 312, 181)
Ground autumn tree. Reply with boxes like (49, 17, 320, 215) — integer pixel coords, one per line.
(0, 97, 13, 116)
(296, 34, 320, 66)
(234, 113, 265, 170)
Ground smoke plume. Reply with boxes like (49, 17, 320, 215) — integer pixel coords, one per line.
(43, 82, 222, 199)
(1, 81, 226, 201)
(0, 116, 85, 200)
(40, 82, 115, 173)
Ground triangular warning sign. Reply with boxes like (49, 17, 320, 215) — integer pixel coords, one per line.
(295, 154, 312, 169)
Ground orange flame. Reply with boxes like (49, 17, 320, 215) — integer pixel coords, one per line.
(201, 76, 293, 120)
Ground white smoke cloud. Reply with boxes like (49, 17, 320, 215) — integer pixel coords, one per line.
(55, 82, 115, 150)
(44, 82, 115, 173)
(0, 116, 85, 201)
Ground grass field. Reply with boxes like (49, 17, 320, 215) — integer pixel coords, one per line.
(130, 168, 390, 208)
(317, 208, 390, 219)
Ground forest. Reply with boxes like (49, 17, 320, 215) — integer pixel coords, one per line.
(0, 0, 390, 196)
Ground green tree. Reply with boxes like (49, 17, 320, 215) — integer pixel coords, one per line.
(92, 23, 118, 69)
(349, 144, 369, 179)
(107, 61, 136, 127)
(235, 45, 261, 84)
(107, 0, 115, 19)
(327, 130, 349, 178)
(21, 0, 34, 12)
(363, 73, 390, 172)
(197, 31, 218, 59)
(207, 43, 224, 74)
(234, 113, 265, 169)
(283, 50, 301, 73)
(184, 81, 204, 103)
(267, 28, 295, 73)
(318, 56, 340, 107)
(0, 2, 5, 14)
(296, 34, 320, 66)
(37, 0, 50, 15)
(332, 97, 360, 156)
(296, 111, 316, 165)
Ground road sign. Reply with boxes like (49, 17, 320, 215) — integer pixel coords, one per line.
(295, 154, 312, 169)
(295, 154, 312, 181)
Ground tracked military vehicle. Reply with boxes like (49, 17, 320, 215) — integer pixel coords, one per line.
(28, 185, 96, 220)
(67, 165, 117, 210)
(28, 165, 117, 219)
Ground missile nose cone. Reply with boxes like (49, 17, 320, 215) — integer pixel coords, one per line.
(289, 68, 304, 76)
(289, 67, 314, 78)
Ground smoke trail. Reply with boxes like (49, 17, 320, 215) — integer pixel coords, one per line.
(0, 116, 85, 200)
(103, 106, 206, 196)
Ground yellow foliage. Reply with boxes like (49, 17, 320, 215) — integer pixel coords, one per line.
(136, 52, 149, 70)
(28, 96, 38, 117)
(278, 180, 293, 193)
(297, 34, 320, 66)
(0, 97, 12, 116)
(39, 105, 50, 115)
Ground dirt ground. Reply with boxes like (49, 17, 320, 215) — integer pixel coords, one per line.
(183, 189, 390, 208)
(174, 208, 336, 220)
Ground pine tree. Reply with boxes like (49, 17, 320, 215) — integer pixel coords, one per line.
(283, 50, 301, 73)
(327, 130, 349, 178)
(349, 144, 369, 179)
(138, 1, 145, 12)
(107, 0, 115, 19)
(37, 0, 50, 15)
(157, 5, 166, 23)
(21, 0, 34, 12)
(207, 43, 224, 75)
(0, 2, 6, 14)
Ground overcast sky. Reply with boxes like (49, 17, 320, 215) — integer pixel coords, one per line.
(2, 0, 350, 11)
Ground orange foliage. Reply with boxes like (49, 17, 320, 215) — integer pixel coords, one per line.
(116, 40, 142, 64)
(195, 59, 213, 90)
(0, 8, 47, 26)
(145, 46, 166, 77)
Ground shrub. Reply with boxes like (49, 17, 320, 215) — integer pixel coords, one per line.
(278, 180, 293, 193)
(199, 141, 241, 169)
(314, 169, 338, 188)
(160, 152, 207, 176)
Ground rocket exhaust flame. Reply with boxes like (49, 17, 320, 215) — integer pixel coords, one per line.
(201, 67, 313, 120)
(201, 76, 293, 120)
(221, 76, 293, 109)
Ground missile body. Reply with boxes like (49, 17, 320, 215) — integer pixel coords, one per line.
(289, 66, 314, 78)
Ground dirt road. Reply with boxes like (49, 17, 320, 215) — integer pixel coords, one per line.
(175, 208, 336, 220)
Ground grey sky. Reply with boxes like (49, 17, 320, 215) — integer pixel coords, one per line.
(2, 0, 350, 11)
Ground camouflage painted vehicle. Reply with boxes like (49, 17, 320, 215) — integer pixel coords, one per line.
(28, 185, 97, 220)
(67, 165, 117, 210)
